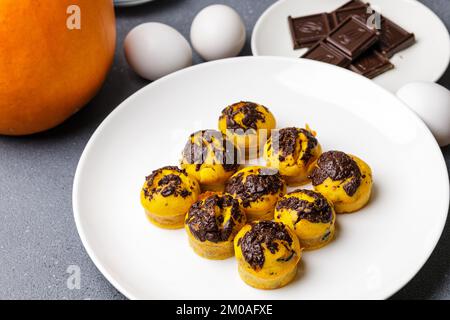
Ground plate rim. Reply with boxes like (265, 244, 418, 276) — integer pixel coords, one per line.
(251, 0, 450, 86)
(73, 56, 450, 300)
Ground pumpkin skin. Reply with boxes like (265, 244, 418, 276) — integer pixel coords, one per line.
(0, 0, 116, 135)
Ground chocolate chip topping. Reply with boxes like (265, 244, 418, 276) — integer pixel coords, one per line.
(182, 130, 240, 172)
(224, 168, 284, 208)
(237, 221, 294, 270)
(145, 166, 182, 186)
(272, 127, 318, 162)
(158, 174, 182, 197)
(186, 194, 243, 243)
(143, 167, 192, 200)
(276, 190, 333, 224)
(310, 151, 362, 196)
(220, 102, 267, 132)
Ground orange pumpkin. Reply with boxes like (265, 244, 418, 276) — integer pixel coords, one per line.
(0, 0, 116, 135)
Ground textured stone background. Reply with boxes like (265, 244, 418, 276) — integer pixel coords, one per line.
(0, 0, 448, 299)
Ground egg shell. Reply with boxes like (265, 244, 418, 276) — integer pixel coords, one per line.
(397, 81, 450, 147)
(191, 4, 246, 61)
(124, 23, 192, 81)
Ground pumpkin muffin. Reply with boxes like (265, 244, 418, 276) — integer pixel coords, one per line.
(181, 130, 241, 191)
(309, 151, 373, 213)
(275, 189, 336, 250)
(141, 166, 200, 229)
(185, 193, 246, 259)
(224, 166, 286, 221)
(218, 101, 276, 159)
(264, 126, 322, 186)
(234, 221, 301, 289)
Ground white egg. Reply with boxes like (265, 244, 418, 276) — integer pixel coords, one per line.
(397, 81, 450, 147)
(124, 23, 192, 81)
(191, 4, 246, 61)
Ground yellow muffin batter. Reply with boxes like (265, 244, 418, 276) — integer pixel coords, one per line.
(181, 130, 241, 191)
(264, 126, 322, 186)
(310, 151, 373, 213)
(224, 166, 286, 221)
(234, 221, 301, 289)
(141, 166, 200, 229)
(197, 191, 221, 201)
(275, 189, 336, 250)
(185, 193, 246, 260)
(219, 101, 276, 159)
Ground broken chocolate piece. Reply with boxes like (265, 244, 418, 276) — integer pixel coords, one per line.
(302, 41, 351, 67)
(326, 16, 379, 60)
(377, 17, 415, 58)
(288, 14, 333, 49)
(331, 5, 371, 26)
(350, 49, 394, 78)
(336, 0, 368, 10)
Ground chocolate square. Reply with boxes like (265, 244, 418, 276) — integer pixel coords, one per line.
(331, 6, 371, 26)
(326, 16, 379, 60)
(349, 49, 394, 78)
(337, 0, 368, 10)
(377, 17, 415, 58)
(288, 14, 333, 49)
(302, 41, 351, 67)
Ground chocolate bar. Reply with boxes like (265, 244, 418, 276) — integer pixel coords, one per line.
(377, 17, 415, 58)
(290, 0, 415, 79)
(336, 0, 368, 10)
(288, 14, 333, 49)
(302, 41, 351, 67)
(326, 16, 379, 60)
(349, 49, 394, 78)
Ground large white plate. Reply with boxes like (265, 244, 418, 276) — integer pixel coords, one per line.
(73, 57, 449, 300)
(251, 0, 450, 92)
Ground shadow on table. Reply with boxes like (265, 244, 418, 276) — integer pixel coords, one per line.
(438, 66, 450, 89)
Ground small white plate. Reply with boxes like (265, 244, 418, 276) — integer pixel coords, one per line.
(251, 0, 450, 92)
(73, 57, 449, 300)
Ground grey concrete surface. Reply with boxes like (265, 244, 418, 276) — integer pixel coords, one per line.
(0, 0, 448, 300)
